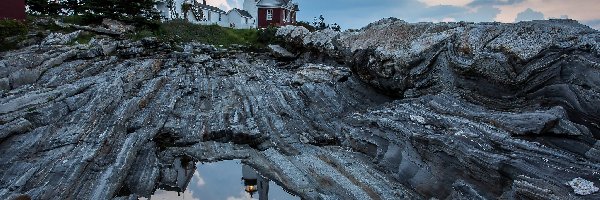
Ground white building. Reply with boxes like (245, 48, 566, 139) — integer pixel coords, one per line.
(227, 8, 255, 29)
(155, 0, 258, 29)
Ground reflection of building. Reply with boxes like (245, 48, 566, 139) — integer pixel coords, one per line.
(159, 158, 196, 195)
(242, 164, 269, 200)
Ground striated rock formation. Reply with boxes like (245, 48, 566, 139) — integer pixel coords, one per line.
(1, 18, 599, 200)
(276, 18, 600, 199)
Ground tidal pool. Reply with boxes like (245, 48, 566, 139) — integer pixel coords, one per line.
(143, 159, 299, 200)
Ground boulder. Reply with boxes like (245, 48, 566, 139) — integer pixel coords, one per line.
(268, 44, 295, 59)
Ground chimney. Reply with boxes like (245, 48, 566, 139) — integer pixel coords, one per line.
(203, 0, 207, 5)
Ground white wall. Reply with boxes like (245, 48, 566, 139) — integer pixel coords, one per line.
(156, 0, 256, 29)
(227, 11, 254, 29)
(185, 9, 226, 25)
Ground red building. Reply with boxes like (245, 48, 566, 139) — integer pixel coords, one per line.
(256, 0, 299, 28)
(0, 0, 26, 20)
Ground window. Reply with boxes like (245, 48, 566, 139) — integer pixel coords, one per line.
(245, 18, 248, 24)
(219, 14, 222, 21)
(266, 9, 273, 20)
(208, 11, 211, 21)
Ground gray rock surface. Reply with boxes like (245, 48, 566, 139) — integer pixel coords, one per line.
(41, 30, 83, 45)
(268, 44, 296, 59)
(55, 19, 135, 36)
(0, 19, 599, 200)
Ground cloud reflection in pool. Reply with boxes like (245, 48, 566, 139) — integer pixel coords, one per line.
(144, 160, 299, 200)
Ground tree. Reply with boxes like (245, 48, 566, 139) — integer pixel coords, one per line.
(330, 23, 341, 32)
(313, 15, 328, 30)
(27, 0, 47, 15)
(26, 0, 160, 26)
(61, 0, 82, 15)
(79, 0, 160, 23)
(312, 15, 341, 32)
(27, 0, 60, 15)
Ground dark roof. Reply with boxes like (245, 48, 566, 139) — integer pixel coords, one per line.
(257, 0, 287, 7)
(233, 8, 253, 18)
(293, 4, 299, 11)
(196, 3, 226, 14)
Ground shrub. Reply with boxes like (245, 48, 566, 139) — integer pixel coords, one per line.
(257, 25, 280, 45)
(151, 20, 263, 47)
(27, 0, 161, 27)
(79, 0, 161, 26)
(0, 19, 28, 40)
(0, 19, 28, 51)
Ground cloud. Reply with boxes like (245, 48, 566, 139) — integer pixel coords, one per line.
(467, 0, 525, 6)
(144, 189, 198, 200)
(493, 0, 600, 23)
(514, 8, 544, 22)
(461, 6, 501, 22)
(419, 0, 474, 7)
(203, 0, 236, 11)
(226, 191, 257, 200)
(208, 0, 600, 30)
(194, 171, 206, 187)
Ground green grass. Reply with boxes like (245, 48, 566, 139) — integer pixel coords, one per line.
(2, 16, 279, 52)
(0, 19, 28, 51)
(154, 20, 261, 47)
(129, 20, 277, 49)
(76, 33, 94, 44)
(68, 32, 95, 45)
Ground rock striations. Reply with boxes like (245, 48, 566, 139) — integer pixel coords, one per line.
(1, 18, 599, 200)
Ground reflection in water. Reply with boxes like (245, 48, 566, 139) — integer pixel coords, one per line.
(142, 159, 299, 200)
(242, 164, 269, 200)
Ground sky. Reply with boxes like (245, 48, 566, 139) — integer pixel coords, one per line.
(206, 0, 600, 30)
(142, 160, 298, 200)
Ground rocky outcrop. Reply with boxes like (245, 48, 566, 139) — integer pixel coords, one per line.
(54, 19, 135, 36)
(276, 18, 600, 199)
(0, 18, 599, 200)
